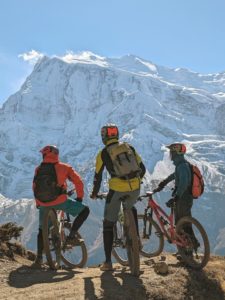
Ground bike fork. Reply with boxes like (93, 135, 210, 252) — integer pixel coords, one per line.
(143, 208, 152, 239)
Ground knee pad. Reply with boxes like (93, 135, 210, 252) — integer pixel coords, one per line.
(103, 219, 114, 232)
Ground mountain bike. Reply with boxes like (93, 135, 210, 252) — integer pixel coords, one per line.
(42, 191, 87, 270)
(138, 191, 210, 269)
(97, 193, 140, 276)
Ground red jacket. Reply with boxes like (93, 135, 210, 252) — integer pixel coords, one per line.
(33, 152, 84, 207)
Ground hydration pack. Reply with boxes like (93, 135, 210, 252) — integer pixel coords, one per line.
(107, 142, 141, 179)
(189, 163, 204, 199)
(33, 163, 64, 202)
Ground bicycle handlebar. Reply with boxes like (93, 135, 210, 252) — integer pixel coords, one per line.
(138, 189, 159, 200)
(96, 193, 108, 200)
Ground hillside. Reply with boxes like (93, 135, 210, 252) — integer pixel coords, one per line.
(1, 252, 225, 300)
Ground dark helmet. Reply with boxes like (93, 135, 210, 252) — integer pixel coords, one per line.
(166, 143, 186, 155)
(40, 145, 59, 157)
(101, 124, 119, 145)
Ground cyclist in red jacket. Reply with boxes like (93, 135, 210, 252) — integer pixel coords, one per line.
(33, 145, 89, 265)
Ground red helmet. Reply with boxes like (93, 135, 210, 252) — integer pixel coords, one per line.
(101, 124, 119, 145)
(40, 145, 59, 157)
(166, 143, 186, 155)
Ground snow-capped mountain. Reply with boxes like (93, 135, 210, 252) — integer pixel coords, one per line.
(0, 51, 225, 261)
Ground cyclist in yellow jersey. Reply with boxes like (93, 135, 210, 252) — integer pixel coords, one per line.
(90, 124, 146, 271)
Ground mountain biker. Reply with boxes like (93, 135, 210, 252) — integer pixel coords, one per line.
(156, 143, 199, 253)
(90, 124, 146, 271)
(32, 145, 90, 266)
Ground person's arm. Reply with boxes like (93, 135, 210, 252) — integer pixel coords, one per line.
(90, 151, 104, 198)
(156, 173, 175, 191)
(67, 166, 84, 200)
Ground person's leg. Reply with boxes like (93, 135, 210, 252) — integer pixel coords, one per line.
(57, 199, 90, 243)
(175, 198, 193, 230)
(123, 189, 140, 235)
(69, 206, 90, 237)
(103, 219, 114, 263)
(175, 198, 198, 256)
(36, 228, 43, 259)
(101, 190, 122, 270)
(54, 199, 90, 233)
(34, 207, 45, 264)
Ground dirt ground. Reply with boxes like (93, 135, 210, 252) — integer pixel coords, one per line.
(1, 254, 225, 300)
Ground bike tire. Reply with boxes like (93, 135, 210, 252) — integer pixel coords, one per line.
(112, 221, 129, 266)
(125, 210, 140, 276)
(176, 216, 210, 269)
(61, 231, 88, 268)
(42, 208, 61, 270)
(138, 215, 164, 258)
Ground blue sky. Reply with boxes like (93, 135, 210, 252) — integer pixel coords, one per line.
(1, 0, 225, 104)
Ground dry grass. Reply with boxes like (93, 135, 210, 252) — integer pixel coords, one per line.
(0, 223, 35, 261)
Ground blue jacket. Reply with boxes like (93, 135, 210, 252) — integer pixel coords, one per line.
(164, 155, 192, 201)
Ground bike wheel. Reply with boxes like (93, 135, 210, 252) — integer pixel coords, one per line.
(138, 215, 164, 258)
(125, 210, 140, 276)
(112, 220, 129, 266)
(176, 216, 210, 269)
(60, 224, 87, 268)
(42, 208, 61, 270)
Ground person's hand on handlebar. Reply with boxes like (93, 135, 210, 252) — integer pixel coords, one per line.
(166, 196, 178, 208)
(90, 193, 107, 200)
(90, 193, 97, 200)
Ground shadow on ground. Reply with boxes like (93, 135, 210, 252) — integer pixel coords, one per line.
(84, 267, 147, 300)
(8, 265, 81, 288)
(186, 267, 225, 300)
(167, 259, 225, 300)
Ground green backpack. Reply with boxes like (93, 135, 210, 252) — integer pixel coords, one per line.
(107, 142, 141, 179)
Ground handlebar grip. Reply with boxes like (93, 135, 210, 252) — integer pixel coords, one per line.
(96, 193, 107, 199)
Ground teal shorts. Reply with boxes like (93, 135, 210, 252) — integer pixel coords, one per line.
(38, 198, 86, 229)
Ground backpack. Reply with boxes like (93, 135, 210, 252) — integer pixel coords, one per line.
(106, 142, 141, 179)
(189, 163, 204, 199)
(33, 163, 64, 202)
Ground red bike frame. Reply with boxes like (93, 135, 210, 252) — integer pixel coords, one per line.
(145, 192, 188, 247)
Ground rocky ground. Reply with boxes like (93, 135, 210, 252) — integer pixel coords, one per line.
(0, 253, 225, 300)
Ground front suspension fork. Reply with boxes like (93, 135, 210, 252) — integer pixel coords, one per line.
(143, 208, 152, 239)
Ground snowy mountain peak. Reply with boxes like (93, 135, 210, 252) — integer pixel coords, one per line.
(59, 51, 108, 67)
(28, 51, 225, 96)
